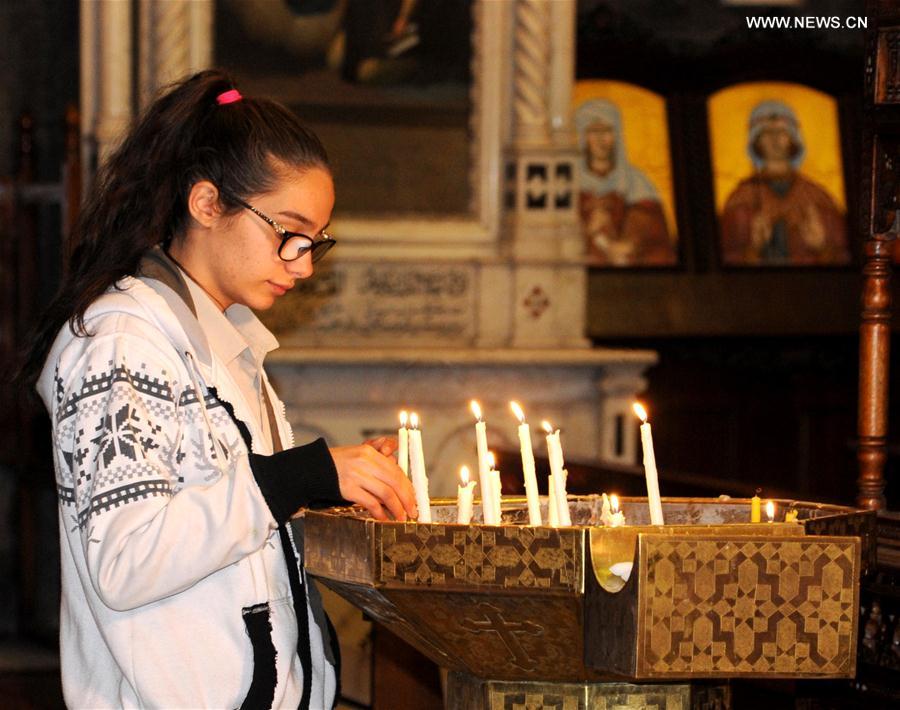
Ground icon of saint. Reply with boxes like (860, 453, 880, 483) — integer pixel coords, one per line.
(720, 100, 849, 266)
(576, 99, 676, 266)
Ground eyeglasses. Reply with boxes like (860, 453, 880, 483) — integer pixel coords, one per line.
(232, 197, 335, 263)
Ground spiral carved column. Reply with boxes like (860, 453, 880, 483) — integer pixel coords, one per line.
(139, 0, 213, 106)
(153, 1, 190, 90)
(502, 0, 586, 348)
(513, 0, 551, 145)
(94, 0, 133, 165)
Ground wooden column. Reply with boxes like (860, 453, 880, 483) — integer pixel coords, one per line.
(857, 3, 900, 510)
(857, 226, 893, 510)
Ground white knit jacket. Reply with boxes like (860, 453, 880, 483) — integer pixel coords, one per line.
(36, 271, 343, 709)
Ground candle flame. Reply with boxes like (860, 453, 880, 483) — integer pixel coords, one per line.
(541, 420, 555, 434)
(486, 451, 496, 469)
(460, 465, 470, 486)
(766, 500, 775, 521)
(610, 494, 619, 513)
(399, 410, 408, 427)
(470, 400, 483, 421)
(510, 401, 525, 423)
(632, 402, 648, 423)
(409, 412, 419, 429)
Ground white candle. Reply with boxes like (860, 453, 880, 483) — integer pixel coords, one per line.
(398, 410, 409, 477)
(766, 500, 775, 523)
(548, 474, 558, 527)
(457, 465, 476, 524)
(492, 470, 502, 522)
(600, 492, 612, 525)
(633, 403, 664, 526)
(487, 452, 502, 523)
(510, 401, 542, 526)
(542, 421, 571, 526)
(408, 412, 431, 523)
(471, 400, 497, 525)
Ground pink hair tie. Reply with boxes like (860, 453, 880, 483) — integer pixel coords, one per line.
(216, 89, 242, 105)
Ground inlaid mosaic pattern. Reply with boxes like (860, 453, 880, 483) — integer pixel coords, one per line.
(302, 511, 373, 584)
(305, 502, 864, 682)
(490, 689, 585, 710)
(445, 673, 730, 710)
(379, 522, 580, 592)
(803, 510, 877, 574)
(638, 536, 859, 677)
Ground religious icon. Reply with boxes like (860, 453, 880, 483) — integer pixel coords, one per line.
(709, 83, 851, 267)
(574, 82, 678, 267)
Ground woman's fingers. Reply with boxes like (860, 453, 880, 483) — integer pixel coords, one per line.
(360, 445, 417, 518)
(364, 436, 398, 457)
(360, 474, 407, 522)
(331, 444, 417, 521)
(350, 487, 386, 521)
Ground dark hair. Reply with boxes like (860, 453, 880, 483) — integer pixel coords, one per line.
(18, 69, 329, 389)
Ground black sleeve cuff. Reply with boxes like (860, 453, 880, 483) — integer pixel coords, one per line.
(249, 437, 347, 524)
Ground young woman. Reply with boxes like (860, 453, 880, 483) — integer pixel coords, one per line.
(19, 70, 416, 709)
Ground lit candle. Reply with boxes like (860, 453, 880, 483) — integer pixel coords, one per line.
(541, 421, 571, 526)
(470, 400, 497, 525)
(632, 403, 664, 526)
(609, 494, 626, 527)
(457, 465, 476, 524)
(398, 410, 409, 477)
(408, 413, 431, 523)
(600, 492, 612, 526)
(510, 401, 542, 526)
(750, 489, 761, 523)
(766, 500, 775, 523)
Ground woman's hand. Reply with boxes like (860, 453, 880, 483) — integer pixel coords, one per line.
(330, 439, 416, 521)
(363, 436, 398, 458)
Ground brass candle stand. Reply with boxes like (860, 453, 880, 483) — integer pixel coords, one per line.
(302, 497, 874, 709)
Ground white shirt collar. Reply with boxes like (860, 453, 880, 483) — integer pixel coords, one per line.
(180, 271, 279, 367)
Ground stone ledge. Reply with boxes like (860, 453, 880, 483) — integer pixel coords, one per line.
(268, 347, 658, 367)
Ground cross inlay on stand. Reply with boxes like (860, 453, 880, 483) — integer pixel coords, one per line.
(458, 602, 543, 671)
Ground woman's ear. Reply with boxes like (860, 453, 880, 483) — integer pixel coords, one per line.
(187, 181, 222, 228)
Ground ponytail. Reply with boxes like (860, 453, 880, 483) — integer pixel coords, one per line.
(18, 69, 329, 390)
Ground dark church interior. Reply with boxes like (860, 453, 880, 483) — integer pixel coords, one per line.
(2, 1, 900, 708)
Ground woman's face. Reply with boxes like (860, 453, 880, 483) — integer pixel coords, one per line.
(584, 119, 616, 175)
(207, 166, 335, 311)
(754, 117, 796, 164)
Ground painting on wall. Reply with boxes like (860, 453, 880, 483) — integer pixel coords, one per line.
(215, 0, 473, 216)
(573, 80, 679, 267)
(708, 82, 851, 267)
